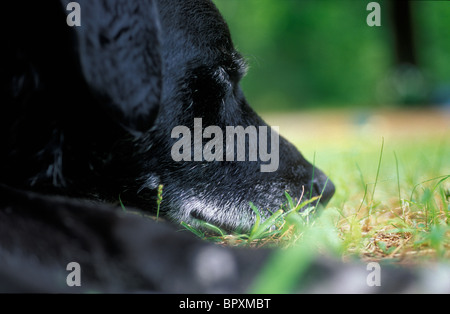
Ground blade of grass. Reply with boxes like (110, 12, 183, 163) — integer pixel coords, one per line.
(248, 209, 284, 242)
(284, 191, 295, 210)
(369, 137, 384, 215)
(309, 152, 316, 199)
(198, 221, 226, 237)
(180, 222, 205, 238)
(394, 151, 402, 206)
(409, 175, 450, 203)
(249, 202, 262, 239)
(118, 194, 127, 213)
(156, 184, 163, 222)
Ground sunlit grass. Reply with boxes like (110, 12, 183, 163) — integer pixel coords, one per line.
(178, 109, 450, 266)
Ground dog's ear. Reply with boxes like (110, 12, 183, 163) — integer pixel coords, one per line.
(69, 0, 162, 133)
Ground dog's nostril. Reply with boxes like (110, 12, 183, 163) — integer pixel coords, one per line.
(313, 181, 321, 195)
(320, 180, 335, 204)
(311, 177, 335, 205)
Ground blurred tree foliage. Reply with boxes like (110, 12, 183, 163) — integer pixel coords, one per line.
(213, 0, 450, 111)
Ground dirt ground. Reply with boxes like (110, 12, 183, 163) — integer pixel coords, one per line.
(262, 107, 450, 145)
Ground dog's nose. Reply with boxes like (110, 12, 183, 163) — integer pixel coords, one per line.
(312, 172, 335, 205)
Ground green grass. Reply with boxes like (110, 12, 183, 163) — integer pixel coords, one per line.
(179, 132, 449, 261)
(180, 193, 322, 247)
(327, 133, 450, 264)
(173, 109, 450, 292)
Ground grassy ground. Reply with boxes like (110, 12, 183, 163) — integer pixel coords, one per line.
(179, 108, 450, 263)
(264, 108, 450, 262)
(173, 107, 449, 292)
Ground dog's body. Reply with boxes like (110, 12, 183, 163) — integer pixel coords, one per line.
(1, 0, 448, 294)
(0, 183, 272, 292)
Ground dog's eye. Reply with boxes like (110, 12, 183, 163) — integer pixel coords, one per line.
(214, 67, 232, 87)
(215, 60, 247, 88)
(228, 53, 248, 80)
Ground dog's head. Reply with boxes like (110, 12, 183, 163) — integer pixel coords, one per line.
(132, 0, 335, 230)
(2, 0, 334, 232)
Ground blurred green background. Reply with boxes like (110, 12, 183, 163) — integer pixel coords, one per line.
(213, 0, 450, 112)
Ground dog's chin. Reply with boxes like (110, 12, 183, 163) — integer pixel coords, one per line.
(161, 184, 322, 233)
(167, 199, 254, 232)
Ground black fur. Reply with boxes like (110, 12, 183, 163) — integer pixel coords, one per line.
(0, 0, 334, 292)
(1, 0, 334, 232)
(1, 0, 447, 295)
(0, 183, 270, 292)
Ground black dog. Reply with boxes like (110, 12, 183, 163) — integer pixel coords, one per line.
(0, 0, 335, 292)
(1, 0, 334, 230)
